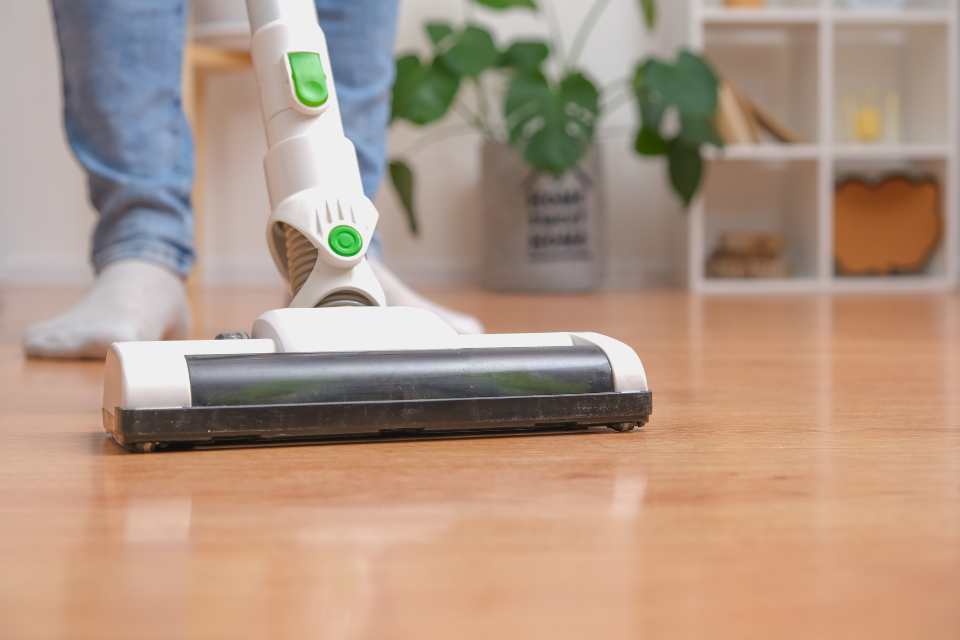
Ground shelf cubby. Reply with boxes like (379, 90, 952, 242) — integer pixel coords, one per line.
(700, 159, 821, 286)
(689, 0, 957, 294)
(832, 0, 953, 11)
(832, 157, 952, 281)
(704, 0, 821, 7)
(701, 8, 822, 26)
(704, 21, 820, 144)
(833, 23, 949, 146)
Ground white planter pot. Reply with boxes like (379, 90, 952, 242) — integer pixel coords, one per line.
(481, 141, 606, 292)
(191, 0, 251, 50)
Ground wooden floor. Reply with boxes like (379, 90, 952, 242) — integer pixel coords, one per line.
(1, 286, 958, 639)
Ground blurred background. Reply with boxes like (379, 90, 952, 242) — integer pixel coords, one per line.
(1, 0, 956, 294)
(0, 0, 688, 290)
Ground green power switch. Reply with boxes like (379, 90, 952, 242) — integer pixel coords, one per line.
(329, 225, 363, 257)
(288, 52, 329, 108)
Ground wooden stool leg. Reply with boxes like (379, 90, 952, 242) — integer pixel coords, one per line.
(183, 46, 206, 320)
(180, 45, 254, 334)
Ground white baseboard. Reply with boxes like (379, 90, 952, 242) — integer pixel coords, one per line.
(605, 262, 679, 289)
(1, 254, 679, 290)
(380, 256, 483, 288)
(384, 257, 678, 290)
(0, 255, 285, 288)
(197, 258, 285, 287)
(0, 255, 94, 286)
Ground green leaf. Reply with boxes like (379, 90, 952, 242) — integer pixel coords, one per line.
(391, 55, 421, 122)
(639, 0, 657, 29)
(391, 54, 461, 125)
(639, 95, 666, 131)
(389, 160, 419, 235)
(633, 58, 670, 97)
(504, 70, 552, 144)
(425, 22, 455, 50)
(667, 140, 704, 207)
(526, 128, 582, 175)
(559, 72, 601, 129)
(439, 24, 500, 77)
(505, 70, 601, 175)
(630, 50, 718, 205)
(473, 0, 538, 10)
(634, 126, 668, 156)
(634, 51, 718, 120)
(634, 70, 667, 131)
(499, 40, 550, 72)
(678, 113, 723, 146)
(673, 50, 719, 118)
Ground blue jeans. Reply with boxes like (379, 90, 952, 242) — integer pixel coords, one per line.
(50, 0, 399, 278)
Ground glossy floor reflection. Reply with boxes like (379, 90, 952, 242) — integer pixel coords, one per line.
(1, 286, 958, 638)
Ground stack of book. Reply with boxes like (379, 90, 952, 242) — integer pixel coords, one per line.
(715, 80, 800, 146)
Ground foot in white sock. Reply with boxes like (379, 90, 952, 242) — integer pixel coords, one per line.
(369, 259, 484, 334)
(23, 260, 191, 360)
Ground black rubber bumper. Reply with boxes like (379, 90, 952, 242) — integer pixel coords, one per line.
(107, 391, 653, 452)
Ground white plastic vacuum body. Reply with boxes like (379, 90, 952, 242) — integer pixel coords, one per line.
(247, 0, 384, 307)
(100, 0, 653, 451)
(104, 307, 650, 413)
(103, 308, 651, 451)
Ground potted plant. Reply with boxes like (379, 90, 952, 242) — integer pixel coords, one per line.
(389, 0, 722, 291)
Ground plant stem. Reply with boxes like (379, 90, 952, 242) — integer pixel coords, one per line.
(566, 0, 613, 70)
(595, 124, 635, 141)
(472, 77, 493, 135)
(400, 124, 479, 157)
(541, 0, 567, 74)
(455, 103, 496, 139)
(601, 74, 632, 96)
(502, 97, 544, 132)
(600, 89, 634, 116)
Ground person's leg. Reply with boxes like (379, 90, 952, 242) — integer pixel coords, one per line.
(25, 0, 192, 358)
(316, 0, 482, 333)
(315, 0, 397, 213)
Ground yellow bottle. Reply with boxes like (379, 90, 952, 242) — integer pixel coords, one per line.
(854, 105, 883, 143)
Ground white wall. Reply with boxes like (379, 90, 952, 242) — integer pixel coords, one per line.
(1, 2, 97, 284)
(0, 1, 690, 288)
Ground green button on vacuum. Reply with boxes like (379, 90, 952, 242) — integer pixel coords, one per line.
(329, 225, 363, 257)
(288, 51, 329, 108)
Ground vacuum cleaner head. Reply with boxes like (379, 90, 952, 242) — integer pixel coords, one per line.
(102, 308, 652, 452)
(98, 3, 652, 453)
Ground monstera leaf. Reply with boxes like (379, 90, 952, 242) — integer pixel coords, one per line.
(632, 49, 721, 205)
(388, 0, 719, 235)
(499, 40, 550, 72)
(388, 160, 418, 235)
(427, 22, 500, 77)
(505, 70, 601, 175)
(391, 54, 460, 125)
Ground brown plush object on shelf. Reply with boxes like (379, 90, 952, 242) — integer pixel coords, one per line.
(834, 176, 941, 275)
(721, 231, 784, 257)
(706, 232, 788, 279)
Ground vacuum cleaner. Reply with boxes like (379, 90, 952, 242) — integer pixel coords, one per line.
(101, 0, 652, 452)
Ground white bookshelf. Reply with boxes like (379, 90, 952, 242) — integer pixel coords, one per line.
(689, 0, 958, 294)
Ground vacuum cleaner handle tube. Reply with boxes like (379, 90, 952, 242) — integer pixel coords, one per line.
(245, 0, 386, 308)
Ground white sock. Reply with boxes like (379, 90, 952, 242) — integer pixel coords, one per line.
(369, 259, 484, 334)
(23, 259, 190, 360)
